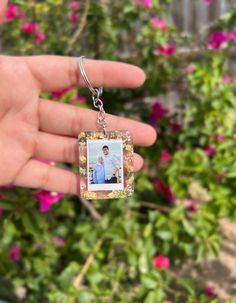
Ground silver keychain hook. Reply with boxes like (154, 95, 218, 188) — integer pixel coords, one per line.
(78, 56, 103, 97)
(77, 56, 107, 136)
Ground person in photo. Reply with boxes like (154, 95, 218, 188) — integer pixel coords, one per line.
(93, 156, 105, 184)
(102, 145, 120, 183)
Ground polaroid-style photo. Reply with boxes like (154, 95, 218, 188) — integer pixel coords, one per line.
(87, 140, 124, 191)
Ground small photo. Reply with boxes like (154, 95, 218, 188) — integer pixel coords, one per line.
(87, 139, 124, 191)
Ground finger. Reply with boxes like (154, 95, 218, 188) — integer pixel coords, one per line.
(0, 0, 8, 23)
(35, 131, 144, 170)
(25, 56, 146, 92)
(14, 159, 78, 194)
(39, 100, 157, 146)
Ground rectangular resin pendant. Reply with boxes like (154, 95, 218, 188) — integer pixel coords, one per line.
(78, 130, 134, 200)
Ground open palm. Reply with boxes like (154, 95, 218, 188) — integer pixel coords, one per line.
(0, 55, 156, 194)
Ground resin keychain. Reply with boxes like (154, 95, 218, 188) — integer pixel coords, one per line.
(77, 56, 134, 200)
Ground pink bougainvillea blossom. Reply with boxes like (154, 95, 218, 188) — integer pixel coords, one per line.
(160, 150, 171, 163)
(223, 75, 232, 84)
(35, 32, 45, 44)
(170, 122, 181, 134)
(70, 1, 81, 10)
(205, 146, 216, 156)
(186, 200, 198, 212)
(150, 100, 168, 126)
(204, 286, 216, 297)
(217, 134, 225, 142)
(204, 0, 212, 6)
(69, 12, 79, 24)
(135, 0, 152, 9)
(1, 184, 15, 189)
(72, 95, 87, 103)
(52, 88, 71, 99)
(22, 22, 39, 34)
(34, 191, 64, 212)
(151, 17, 167, 31)
(153, 255, 170, 269)
(9, 245, 21, 262)
(230, 28, 236, 40)
(34, 157, 54, 165)
(52, 236, 66, 247)
(5, 4, 24, 21)
(153, 179, 175, 202)
(186, 63, 196, 74)
(208, 32, 229, 50)
(157, 42, 175, 56)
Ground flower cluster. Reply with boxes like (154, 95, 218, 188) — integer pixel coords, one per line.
(208, 29, 236, 50)
(69, 1, 81, 24)
(22, 22, 45, 44)
(34, 191, 64, 212)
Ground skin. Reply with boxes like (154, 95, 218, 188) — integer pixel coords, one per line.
(98, 157, 103, 164)
(0, 2, 157, 194)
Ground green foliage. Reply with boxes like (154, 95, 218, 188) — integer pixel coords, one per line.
(0, 0, 235, 302)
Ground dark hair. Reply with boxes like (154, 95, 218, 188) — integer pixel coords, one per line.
(102, 145, 109, 150)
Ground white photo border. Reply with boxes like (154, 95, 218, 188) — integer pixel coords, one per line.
(87, 139, 124, 192)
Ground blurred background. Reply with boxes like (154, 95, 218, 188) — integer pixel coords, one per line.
(1, 0, 236, 302)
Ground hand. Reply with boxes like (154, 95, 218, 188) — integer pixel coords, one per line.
(0, 55, 156, 194)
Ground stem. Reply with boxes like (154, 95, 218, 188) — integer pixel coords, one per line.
(73, 237, 104, 288)
(66, 0, 90, 55)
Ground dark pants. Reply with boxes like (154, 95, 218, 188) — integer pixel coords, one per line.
(105, 176, 117, 184)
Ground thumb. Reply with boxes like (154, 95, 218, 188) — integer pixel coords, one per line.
(0, 0, 8, 23)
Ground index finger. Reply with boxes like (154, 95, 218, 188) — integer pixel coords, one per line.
(25, 56, 146, 92)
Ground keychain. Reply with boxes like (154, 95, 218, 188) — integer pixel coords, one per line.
(77, 56, 134, 200)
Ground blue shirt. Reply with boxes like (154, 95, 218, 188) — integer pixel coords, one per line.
(93, 163, 105, 184)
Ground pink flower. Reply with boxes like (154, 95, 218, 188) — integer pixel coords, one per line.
(1, 184, 15, 189)
(205, 146, 216, 156)
(153, 255, 170, 269)
(230, 28, 236, 40)
(22, 22, 39, 34)
(150, 100, 168, 126)
(153, 179, 175, 202)
(151, 17, 167, 31)
(170, 122, 181, 134)
(52, 88, 71, 99)
(223, 75, 232, 84)
(34, 157, 53, 165)
(9, 245, 21, 262)
(208, 32, 229, 50)
(35, 32, 45, 44)
(34, 191, 64, 212)
(52, 236, 65, 247)
(72, 95, 87, 103)
(158, 42, 175, 56)
(204, 0, 212, 6)
(217, 134, 225, 141)
(135, 0, 152, 9)
(186, 63, 195, 74)
(186, 200, 198, 212)
(69, 12, 79, 24)
(160, 150, 171, 163)
(5, 4, 21, 21)
(204, 286, 215, 297)
(70, 1, 81, 10)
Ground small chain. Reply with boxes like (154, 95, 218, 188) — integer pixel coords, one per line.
(92, 88, 107, 135)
